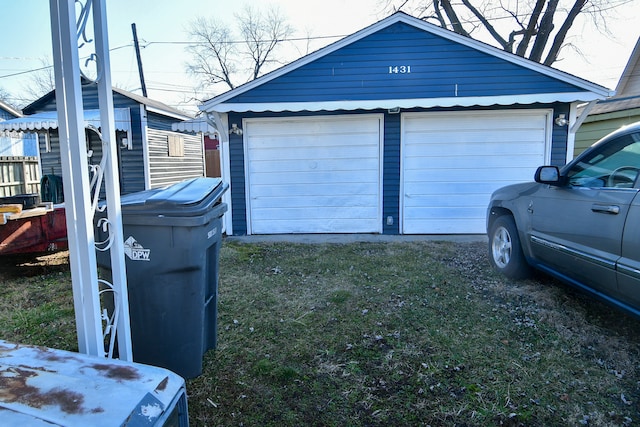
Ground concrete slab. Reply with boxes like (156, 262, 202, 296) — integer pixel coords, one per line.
(225, 234, 488, 244)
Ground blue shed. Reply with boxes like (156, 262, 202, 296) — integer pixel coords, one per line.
(200, 12, 613, 235)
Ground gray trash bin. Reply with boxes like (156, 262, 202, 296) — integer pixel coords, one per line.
(96, 177, 228, 379)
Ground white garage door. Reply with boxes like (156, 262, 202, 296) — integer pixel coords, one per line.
(402, 110, 551, 234)
(245, 115, 383, 234)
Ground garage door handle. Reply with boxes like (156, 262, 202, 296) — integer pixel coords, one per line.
(591, 204, 620, 214)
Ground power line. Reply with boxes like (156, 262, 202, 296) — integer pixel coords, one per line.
(1, 5, 635, 84)
(0, 44, 132, 80)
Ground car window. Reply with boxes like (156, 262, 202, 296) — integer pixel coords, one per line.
(567, 133, 640, 188)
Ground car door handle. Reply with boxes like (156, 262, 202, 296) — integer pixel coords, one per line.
(591, 204, 620, 214)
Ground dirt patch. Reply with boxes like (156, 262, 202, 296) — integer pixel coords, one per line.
(0, 251, 70, 280)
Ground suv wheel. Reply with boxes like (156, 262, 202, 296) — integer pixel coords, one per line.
(488, 215, 530, 279)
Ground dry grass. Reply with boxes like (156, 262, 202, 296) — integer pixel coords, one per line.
(1, 240, 639, 426)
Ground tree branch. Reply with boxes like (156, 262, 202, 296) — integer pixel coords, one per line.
(439, 0, 471, 37)
(543, 0, 588, 65)
(515, 0, 546, 57)
(461, 0, 509, 49)
(529, 0, 560, 63)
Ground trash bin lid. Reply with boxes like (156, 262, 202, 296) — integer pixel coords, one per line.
(119, 177, 228, 217)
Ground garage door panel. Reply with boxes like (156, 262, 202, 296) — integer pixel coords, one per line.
(252, 118, 379, 136)
(405, 206, 485, 220)
(251, 194, 377, 209)
(259, 218, 379, 234)
(404, 182, 505, 195)
(252, 170, 379, 186)
(404, 114, 547, 131)
(403, 155, 543, 170)
(246, 115, 382, 234)
(404, 128, 547, 144)
(249, 157, 380, 173)
(404, 168, 533, 183)
(249, 144, 378, 161)
(252, 205, 378, 220)
(252, 182, 376, 198)
(404, 194, 489, 208)
(402, 110, 549, 234)
(404, 218, 486, 234)
(403, 141, 546, 157)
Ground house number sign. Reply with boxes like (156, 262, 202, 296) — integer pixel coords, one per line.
(388, 65, 411, 74)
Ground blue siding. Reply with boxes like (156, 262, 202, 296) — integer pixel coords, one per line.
(227, 22, 583, 104)
(550, 103, 570, 167)
(147, 111, 179, 131)
(228, 114, 247, 234)
(121, 105, 146, 194)
(383, 112, 400, 234)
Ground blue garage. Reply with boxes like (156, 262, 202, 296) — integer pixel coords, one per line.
(200, 12, 612, 235)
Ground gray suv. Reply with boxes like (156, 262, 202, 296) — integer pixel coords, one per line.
(487, 121, 640, 317)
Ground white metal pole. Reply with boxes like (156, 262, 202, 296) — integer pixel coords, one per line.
(92, 0, 133, 361)
(49, 0, 104, 356)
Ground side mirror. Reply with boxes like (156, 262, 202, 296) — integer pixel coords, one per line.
(534, 166, 563, 185)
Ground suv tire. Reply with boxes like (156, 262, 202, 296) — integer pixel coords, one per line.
(488, 215, 530, 279)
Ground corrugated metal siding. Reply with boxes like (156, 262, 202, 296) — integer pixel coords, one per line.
(39, 132, 63, 177)
(227, 22, 583, 104)
(147, 129, 204, 188)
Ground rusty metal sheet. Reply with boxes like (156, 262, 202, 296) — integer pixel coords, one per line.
(0, 340, 188, 426)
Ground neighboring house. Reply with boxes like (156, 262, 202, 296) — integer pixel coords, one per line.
(0, 100, 40, 196)
(574, 37, 640, 157)
(0, 80, 205, 198)
(0, 100, 21, 121)
(0, 100, 38, 157)
(199, 12, 612, 236)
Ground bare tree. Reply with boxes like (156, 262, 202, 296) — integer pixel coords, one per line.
(0, 87, 18, 108)
(186, 5, 294, 93)
(23, 58, 56, 102)
(382, 0, 632, 66)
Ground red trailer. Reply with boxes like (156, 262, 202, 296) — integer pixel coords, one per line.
(0, 202, 68, 255)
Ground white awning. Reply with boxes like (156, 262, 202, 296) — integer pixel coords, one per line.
(0, 108, 131, 132)
(205, 92, 608, 113)
(172, 117, 219, 136)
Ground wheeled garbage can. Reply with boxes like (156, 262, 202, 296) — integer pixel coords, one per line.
(96, 177, 228, 379)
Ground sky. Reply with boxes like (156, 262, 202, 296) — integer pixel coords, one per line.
(1, 0, 639, 115)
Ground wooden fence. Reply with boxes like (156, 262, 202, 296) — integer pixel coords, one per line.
(0, 156, 41, 197)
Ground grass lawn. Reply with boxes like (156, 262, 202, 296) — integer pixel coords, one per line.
(1, 239, 639, 426)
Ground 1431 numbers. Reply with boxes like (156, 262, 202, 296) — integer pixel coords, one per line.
(388, 65, 411, 74)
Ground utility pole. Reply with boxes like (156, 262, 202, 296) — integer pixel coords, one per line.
(131, 23, 147, 97)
